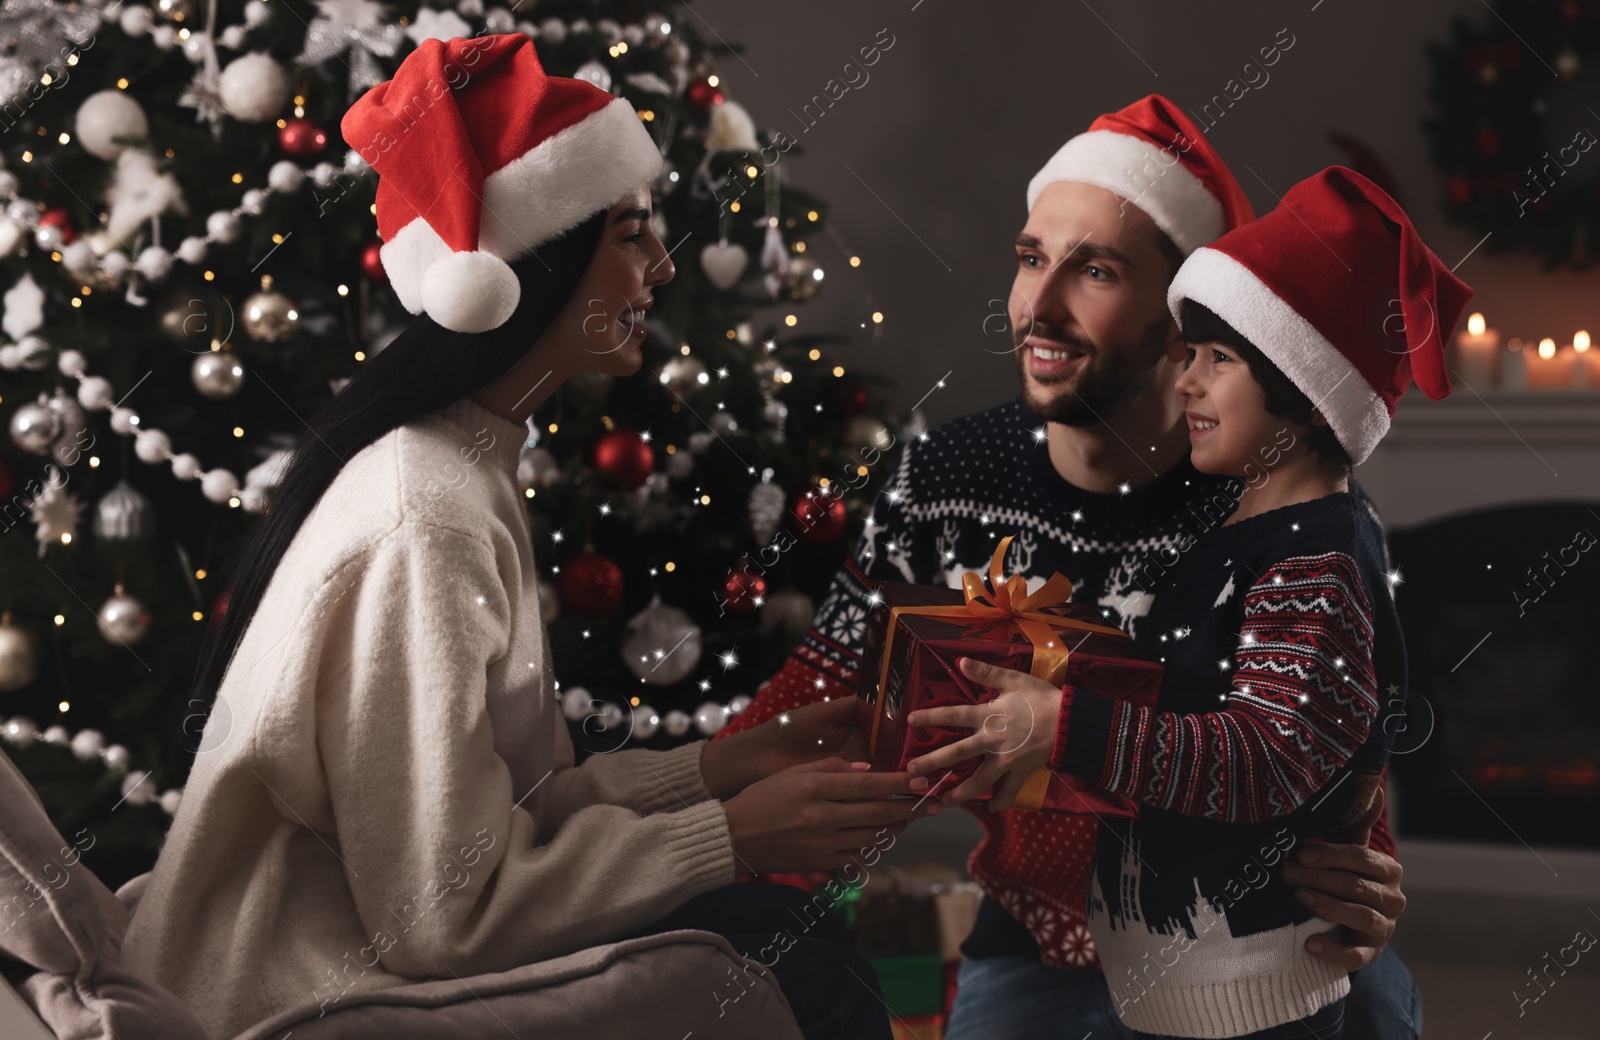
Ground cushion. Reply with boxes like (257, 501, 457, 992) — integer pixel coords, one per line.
(230, 929, 803, 1040)
(0, 748, 209, 1040)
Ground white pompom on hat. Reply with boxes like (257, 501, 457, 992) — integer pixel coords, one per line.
(341, 34, 663, 333)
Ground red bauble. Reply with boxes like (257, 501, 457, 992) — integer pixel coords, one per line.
(686, 76, 725, 112)
(789, 487, 847, 544)
(559, 553, 625, 617)
(1445, 175, 1471, 206)
(208, 585, 232, 634)
(0, 452, 12, 499)
(279, 117, 328, 159)
(1474, 127, 1501, 158)
(721, 568, 767, 613)
(590, 430, 654, 490)
(828, 378, 869, 417)
(39, 207, 77, 245)
(360, 240, 387, 284)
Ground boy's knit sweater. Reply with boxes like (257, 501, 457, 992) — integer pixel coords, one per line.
(716, 397, 1395, 971)
(1051, 491, 1403, 1037)
(123, 398, 734, 1039)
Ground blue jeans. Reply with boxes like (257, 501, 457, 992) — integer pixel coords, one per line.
(945, 946, 1420, 1040)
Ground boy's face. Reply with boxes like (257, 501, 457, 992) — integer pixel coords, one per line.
(1173, 340, 1300, 476)
(1008, 181, 1183, 426)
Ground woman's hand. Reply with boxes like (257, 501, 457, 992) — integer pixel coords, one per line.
(724, 758, 943, 873)
(1285, 786, 1406, 969)
(701, 696, 873, 800)
(904, 657, 1064, 810)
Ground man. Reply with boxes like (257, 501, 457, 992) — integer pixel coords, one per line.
(716, 96, 1419, 1038)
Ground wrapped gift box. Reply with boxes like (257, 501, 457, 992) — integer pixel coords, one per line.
(859, 535, 1162, 812)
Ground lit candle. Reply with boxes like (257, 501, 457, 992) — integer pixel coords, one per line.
(1453, 312, 1501, 387)
(1525, 337, 1576, 390)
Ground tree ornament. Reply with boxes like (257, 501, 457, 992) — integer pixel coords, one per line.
(631, 703, 660, 740)
(686, 75, 724, 111)
(293, 0, 404, 100)
(721, 567, 766, 613)
(662, 709, 692, 738)
(845, 415, 893, 452)
(659, 354, 708, 395)
(242, 276, 299, 341)
(590, 429, 654, 489)
(0, 612, 39, 692)
(278, 116, 328, 158)
(761, 395, 788, 430)
(699, 239, 748, 291)
(760, 220, 789, 298)
(706, 100, 759, 152)
(9, 398, 61, 454)
(572, 60, 613, 93)
(219, 52, 291, 122)
(518, 446, 561, 492)
(785, 254, 824, 302)
(790, 487, 847, 544)
(70, 729, 105, 761)
(748, 480, 785, 543)
(93, 480, 155, 543)
(694, 701, 727, 736)
(154, 0, 193, 21)
(74, 90, 149, 160)
(558, 552, 624, 616)
(29, 474, 83, 555)
(38, 207, 77, 245)
(760, 587, 815, 638)
(192, 348, 247, 398)
(360, 240, 387, 283)
(622, 596, 703, 685)
(97, 584, 151, 645)
(562, 685, 595, 721)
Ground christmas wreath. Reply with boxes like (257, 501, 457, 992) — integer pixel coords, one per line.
(1425, 0, 1600, 269)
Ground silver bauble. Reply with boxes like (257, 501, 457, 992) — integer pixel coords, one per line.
(192, 350, 246, 399)
(0, 614, 39, 692)
(785, 255, 824, 302)
(845, 415, 894, 452)
(659, 355, 707, 395)
(9, 398, 61, 455)
(44, 387, 90, 467)
(93, 480, 155, 543)
(761, 395, 789, 430)
(242, 286, 298, 342)
(662, 709, 692, 738)
(694, 700, 727, 736)
(518, 447, 561, 492)
(622, 596, 702, 686)
(748, 481, 786, 543)
(760, 587, 816, 637)
(96, 588, 151, 645)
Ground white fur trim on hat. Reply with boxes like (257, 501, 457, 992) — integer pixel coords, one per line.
(1167, 246, 1390, 464)
(1027, 130, 1224, 256)
(421, 250, 520, 333)
(382, 97, 663, 324)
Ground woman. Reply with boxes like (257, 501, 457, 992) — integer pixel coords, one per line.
(122, 35, 930, 1040)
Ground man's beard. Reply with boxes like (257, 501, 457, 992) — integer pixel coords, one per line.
(1013, 314, 1171, 427)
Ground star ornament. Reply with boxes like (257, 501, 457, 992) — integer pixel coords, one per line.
(295, 0, 405, 100)
(30, 471, 83, 558)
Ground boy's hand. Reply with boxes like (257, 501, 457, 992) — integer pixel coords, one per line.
(1283, 787, 1405, 970)
(903, 657, 1063, 809)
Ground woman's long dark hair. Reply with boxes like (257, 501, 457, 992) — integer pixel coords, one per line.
(193, 211, 607, 703)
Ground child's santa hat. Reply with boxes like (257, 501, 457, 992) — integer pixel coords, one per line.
(1026, 95, 1254, 254)
(341, 34, 663, 333)
(1167, 166, 1474, 465)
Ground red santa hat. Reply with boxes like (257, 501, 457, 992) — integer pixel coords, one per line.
(1026, 95, 1254, 254)
(341, 34, 663, 333)
(1166, 166, 1474, 465)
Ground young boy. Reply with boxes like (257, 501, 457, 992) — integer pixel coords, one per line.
(903, 166, 1471, 1038)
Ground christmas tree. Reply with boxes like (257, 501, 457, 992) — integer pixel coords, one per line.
(0, 0, 905, 888)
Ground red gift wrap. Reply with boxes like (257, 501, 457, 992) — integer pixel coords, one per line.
(858, 535, 1162, 812)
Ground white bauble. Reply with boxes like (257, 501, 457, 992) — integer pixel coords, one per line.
(70, 728, 105, 760)
(100, 251, 131, 279)
(694, 701, 727, 736)
(7, 200, 39, 229)
(240, 188, 267, 215)
(267, 160, 305, 192)
(219, 52, 289, 122)
(3, 717, 39, 745)
(109, 406, 140, 435)
(76, 89, 149, 160)
(0, 170, 17, 198)
(41, 726, 69, 745)
(0, 219, 21, 257)
(103, 744, 131, 771)
(151, 24, 178, 49)
(243, 0, 273, 27)
(310, 162, 340, 189)
(78, 375, 114, 411)
(97, 592, 150, 645)
(662, 709, 692, 738)
(484, 7, 515, 32)
(57, 349, 87, 377)
(159, 788, 183, 814)
(219, 24, 246, 49)
(170, 453, 201, 480)
(728, 694, 753, 716)
(34, 223, 63, 251)
(134, 428, 171, 464)
(539, 18, 566, 43)
(137, 245, 173, 280)
(561, 685, 594, 721)
(176, 235, 207, 264)
(631, 704, 660, 740)
(206, 210, 240, 243)
(707, 101, 760, 153)
(200, 469, 237, 504)
(621, 597, 702, 686)
(118, 6, 154, 36)
(61, 239, 97, 274)
(121, 770, 156, 805)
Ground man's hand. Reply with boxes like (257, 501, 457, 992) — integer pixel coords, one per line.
(1285, 786, 1405, 970)
(700, 696, 873, 800)
(724, 758, 944, 873)
(902, 657, 1064, 809)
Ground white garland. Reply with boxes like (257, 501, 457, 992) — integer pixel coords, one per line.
(1, 715, 182, 815)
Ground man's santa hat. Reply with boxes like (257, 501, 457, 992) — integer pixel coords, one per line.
(1026, 95, 1254, 254)
(341, 34, 662, 333)
(1167, 166, 1474, 465)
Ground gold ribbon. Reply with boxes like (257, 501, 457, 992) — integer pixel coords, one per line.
(870, 535, 1127, 809)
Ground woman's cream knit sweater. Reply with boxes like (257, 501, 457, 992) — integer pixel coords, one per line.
(122, 398, 735, 1038)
